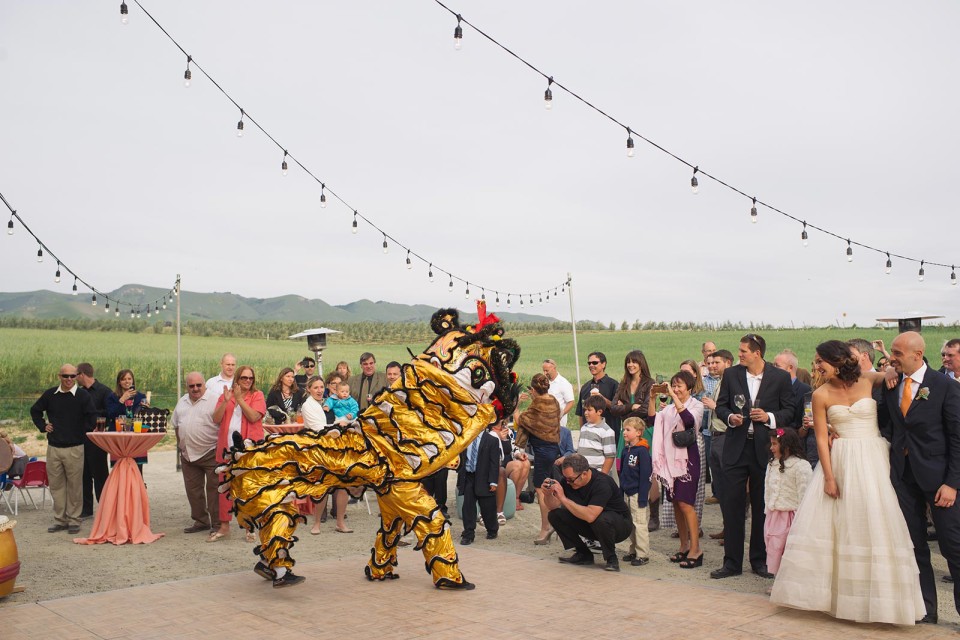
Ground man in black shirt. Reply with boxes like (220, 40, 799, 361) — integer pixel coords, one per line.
(76, 362, 112, 518)
(31, 363, 96, 534)
(575, 351, 621, 444)
(542, 453, 634, 571)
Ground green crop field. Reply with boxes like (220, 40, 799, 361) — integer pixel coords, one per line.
(3, 325, 958, 422)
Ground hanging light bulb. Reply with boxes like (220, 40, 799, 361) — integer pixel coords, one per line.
(155, 304, 159, 314)
(184, 56, 192, 87)
(464, 284, 470, 299)
(520, 297, 524, 306)
(750, 197, 758, 224)
(801, 222, 808, 247)
(495, 292, 500, 305)
(382, 234, 389, 254)
(885, 253, 892, 274)
(115, 306, 120, 317)
(846, 240, 853, 262)
(236, 109, 245, 137)
(136, 308, 141, 319)
(626, 128, 635, 158)
(120, 1, 129, 24)
(428, 264, 434, 282)
(281, 151, 289, 176)
(529, 295, 534, 306)
(147, 307, 152, 318)
(481, 289, 486, 301)
(54, 262, 61, 283)
(406, 250, 412, 269)
(918, 260, 925, 282)
(544, 77, 554, 110)
(320, 185, 327, 208)
(352, 211, 358, 234)
(546, 291, 550, 301)
(105, 301, 110, 313)
(72, 278, 78, 295)
(691, 167, 699, 195)
(448, 276, 454, 292)
(130, 308, 135, 319)
(174, 286, 178, 297)
(162, 300, 167, 310)
(169, 293, 174, 303)
(91, 294, 97, 307)
(952, 266, 958, 286)
(507, 295, 511, 306)
(453, 15, 463, 50)
(6, 217, 13, 235)
(36, 246, 43, 262)
(539, 294, 543, 304)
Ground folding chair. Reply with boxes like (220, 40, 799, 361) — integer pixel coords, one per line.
(13, 460, 48, 515)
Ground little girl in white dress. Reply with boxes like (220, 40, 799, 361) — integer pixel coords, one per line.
(763, 427, 812, 575)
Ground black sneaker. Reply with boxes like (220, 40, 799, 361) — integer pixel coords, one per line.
(621, 552, 637, 562)
(486, 531, 498, 540)
(460, 535, 474, 546)
(585, 539, 602, 553)
(558, 552, 594, 565)
(631, 557, 650, 566)
(605, 558, 621, 572)
(254, 561, 276, 580)
(273, 571, 306, 588)
(47, 523, 69, 533)
(67, 525, 81, 535)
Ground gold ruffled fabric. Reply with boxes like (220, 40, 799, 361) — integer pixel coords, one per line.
(224, 359, 496, 587)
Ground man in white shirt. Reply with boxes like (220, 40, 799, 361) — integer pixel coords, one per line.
(172, 372, 221, 534)
(542, 359, 575, 427)
(206, 353, 237, 394)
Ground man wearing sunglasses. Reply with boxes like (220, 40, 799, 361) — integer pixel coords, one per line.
(294, 357, 316, 393)
(172, 372, 221, 535)
(30, 363, 97, 535)
(575, 352, 621, 444)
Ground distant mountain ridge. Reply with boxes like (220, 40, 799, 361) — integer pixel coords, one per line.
(0, 284, 561, 324)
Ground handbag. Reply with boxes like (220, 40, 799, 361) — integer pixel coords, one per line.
(671, 427, 696, 448)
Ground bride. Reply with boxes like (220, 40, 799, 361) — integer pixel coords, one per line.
(769, 340, 924, 625)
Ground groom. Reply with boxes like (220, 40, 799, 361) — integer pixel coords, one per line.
(711, 333, 794, 579)
(880, 331, 960, 623)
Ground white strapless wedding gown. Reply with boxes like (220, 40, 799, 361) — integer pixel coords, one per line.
(769, 398, 925, 625)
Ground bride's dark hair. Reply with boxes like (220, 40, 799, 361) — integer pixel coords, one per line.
(815, 340, 861, 385)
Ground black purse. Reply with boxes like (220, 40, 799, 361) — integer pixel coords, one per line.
(671, 427, 696, 448)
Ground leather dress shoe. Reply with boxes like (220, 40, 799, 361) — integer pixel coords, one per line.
(558, 552, 594, 565)
(47, 523, 69, 533)
(917, 613, 938, 624)
(710, 566, 742, 579)
(752, 565, 774, 579)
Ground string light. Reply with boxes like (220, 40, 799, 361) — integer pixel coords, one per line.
(918, 260, 925, 282)
(281, 150, 288, 176)
(885, 253, 892, 274)
(750, 198, 758, 224)
(626, 128, 635, 158)
(495, 292, 500, 305)
(453, 14, 463, 50)
(169, 293, 174, 303)
(801, 222, 808, 247)
(155, 304, 159, 314)
(481, 288, 486, 301)
(116, 307, 121, 317)
(36, 245, 43, 262)
(105, 301, 110, 313)
(236, 109, 245, 137)
(7, 217, 13, 235)
(691, 167, 699, 195)
(130, 308, 135, 319)
(382, 233, 389, 254)
(406, 250, 412, 269)
(428, 264, 434, 282)
(162, 300, 167, 310)
(539, 293, 543, 304)
(352, 211, 358, 234)
(448, 275, 454, 292)
(952, 266, 957, 286)
(520, 297, 524, 306)
(136, 307, 142, 319)
(183, 56, 192, 88)
(54, 262, 61, 283)
(544, 77, 554, 110)
(320, 184, 327, 208)
(147, 306, 152, 318)
(120, 2, 129, 25)
(72, 278, 78, 295)
(91, 294, 97, 307)
(464, 283, 470, 299)
(507, 295, 511, 306)
(846, 240, 853, 262)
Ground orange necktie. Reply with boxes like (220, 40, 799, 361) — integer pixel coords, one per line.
(900, 377, 913, 417)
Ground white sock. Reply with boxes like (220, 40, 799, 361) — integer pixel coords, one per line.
(274, 567, 287, 579)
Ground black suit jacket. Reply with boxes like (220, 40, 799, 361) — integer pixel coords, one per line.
(456, 431, 502, 497)
(715, 362, 796, 466)
(786, 379, 812, 429)
(878, 368, 960, 493)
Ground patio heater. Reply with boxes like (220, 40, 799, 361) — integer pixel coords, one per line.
(288, 327, 342, 377)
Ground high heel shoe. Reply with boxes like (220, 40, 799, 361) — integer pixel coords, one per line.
(534, 529, 554, 545)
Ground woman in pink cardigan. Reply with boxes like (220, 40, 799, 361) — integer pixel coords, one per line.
(211, 364, 265, 542)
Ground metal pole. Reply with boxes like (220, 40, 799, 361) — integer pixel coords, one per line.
(567, 272, 581, 391)
(175, 274, 182, 472)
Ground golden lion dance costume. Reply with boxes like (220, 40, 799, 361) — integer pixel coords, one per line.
(220, 304, 520, 589)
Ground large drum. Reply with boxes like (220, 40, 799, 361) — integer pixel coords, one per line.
(0, 517, 19, 598)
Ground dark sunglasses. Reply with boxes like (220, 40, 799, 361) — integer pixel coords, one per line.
(60, 374, 78, 379)
(187, 383, 203, 389)
(587, 360, 601, 366)
(238, 375, 255, 381)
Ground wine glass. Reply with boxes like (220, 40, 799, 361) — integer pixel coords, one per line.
(734, 394, 746, 418)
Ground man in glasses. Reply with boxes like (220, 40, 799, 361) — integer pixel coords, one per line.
(30, 363, 97, 535)
(711, 334, 794, 580)
(575, 352, 621, 445)
(171, 372, 221, 535)
(542, 454, 633, 572)
(294, 357, 316, 393)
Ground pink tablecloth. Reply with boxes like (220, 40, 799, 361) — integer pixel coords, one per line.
(75, 432, 166, 545)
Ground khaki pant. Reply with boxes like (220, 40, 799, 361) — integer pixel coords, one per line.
(625, 493, 650, 559)
(47, 445, 85, 526)
(180, 449, 219, 529)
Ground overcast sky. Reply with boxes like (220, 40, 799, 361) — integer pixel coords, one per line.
(2, 1, 958, 326)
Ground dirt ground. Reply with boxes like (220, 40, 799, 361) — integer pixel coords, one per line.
(1, 449, 957, 626)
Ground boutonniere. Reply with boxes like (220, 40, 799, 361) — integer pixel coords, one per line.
(917, 387, 930, 401)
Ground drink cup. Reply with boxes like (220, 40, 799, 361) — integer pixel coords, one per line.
(115, 417, 123, 432)
(133, 420, 143, 433)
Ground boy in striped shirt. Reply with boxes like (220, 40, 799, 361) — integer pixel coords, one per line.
(577, 395, 617, 475)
